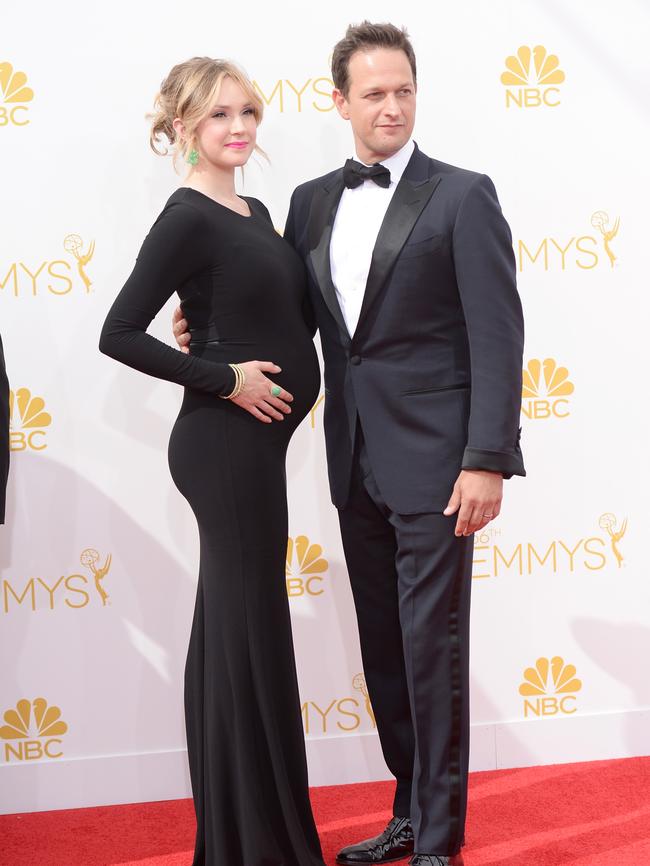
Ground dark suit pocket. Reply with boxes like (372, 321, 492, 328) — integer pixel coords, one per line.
(403, 383, 470, 396)
(399, 233, 444, 260)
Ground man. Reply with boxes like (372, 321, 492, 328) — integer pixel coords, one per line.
(0, 334, 9, 525)
(175, 22, 525, 866)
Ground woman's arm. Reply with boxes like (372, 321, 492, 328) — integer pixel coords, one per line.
(99, 200, 235, 396)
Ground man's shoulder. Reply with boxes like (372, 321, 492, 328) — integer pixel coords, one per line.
(418, 150, 505, 205)
(291, 168, 342, 201)
(423, 152, 489, 191)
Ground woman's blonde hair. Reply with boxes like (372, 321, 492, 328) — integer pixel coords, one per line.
(149, 57, 265, 166)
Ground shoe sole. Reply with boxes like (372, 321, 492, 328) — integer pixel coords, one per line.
(335, 855, 412, 865)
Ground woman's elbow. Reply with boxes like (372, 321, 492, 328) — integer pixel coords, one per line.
(98, 321, 119, 359)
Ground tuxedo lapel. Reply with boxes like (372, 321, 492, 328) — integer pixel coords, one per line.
(355, 147, 441, 340)
(308, 172, 349, 339)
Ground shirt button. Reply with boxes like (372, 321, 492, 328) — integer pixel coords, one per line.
(350, 355, 361, 366)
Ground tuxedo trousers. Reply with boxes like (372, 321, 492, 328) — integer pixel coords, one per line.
(337, 427, 473, 857)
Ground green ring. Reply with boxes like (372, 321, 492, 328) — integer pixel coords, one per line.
(271, 385, 282, 397)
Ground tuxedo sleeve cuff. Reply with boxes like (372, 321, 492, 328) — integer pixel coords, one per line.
(461, 447, 526, 479)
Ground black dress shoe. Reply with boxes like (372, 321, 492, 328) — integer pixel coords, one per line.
(409, 854, 464, 866)
(336, 816, 414, 864)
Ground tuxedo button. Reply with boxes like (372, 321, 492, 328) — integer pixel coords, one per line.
(350, 355, 361, 366)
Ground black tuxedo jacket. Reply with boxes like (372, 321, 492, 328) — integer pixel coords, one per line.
(285, 144, 525, 514)
(0, 334, 9, 524)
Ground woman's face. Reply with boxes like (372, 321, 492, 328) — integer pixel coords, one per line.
(192, 76, 258, 170)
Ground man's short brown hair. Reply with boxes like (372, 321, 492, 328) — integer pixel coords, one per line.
(331, 21, 417, 97)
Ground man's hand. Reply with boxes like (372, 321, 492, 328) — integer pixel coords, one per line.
(172, 306, 191, 354)
(443, 469, 503, 537)
(171, 308, 292, 422)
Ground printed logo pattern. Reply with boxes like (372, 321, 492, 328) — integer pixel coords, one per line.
(1, 699, 68, 762)
(519, 657, 582, 718)
(522, 359, 574, 419)
(0, 62, 33, 126)
(286, 536, 328, 597)
(9, 388, 51, 451)
(501, 46, 565, 108)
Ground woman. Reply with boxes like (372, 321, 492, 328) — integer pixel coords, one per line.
(99, 57, 324, 866)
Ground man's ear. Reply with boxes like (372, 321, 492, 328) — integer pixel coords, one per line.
(332, 89, 350, 120)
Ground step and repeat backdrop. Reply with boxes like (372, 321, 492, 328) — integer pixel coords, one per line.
(1, 0, 649, 813)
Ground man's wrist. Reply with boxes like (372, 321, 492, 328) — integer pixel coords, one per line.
(461, 445, 525, 479)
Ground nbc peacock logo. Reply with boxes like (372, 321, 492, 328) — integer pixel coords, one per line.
(0, 61, 33, 126)
(9, 387, 52, 451)
(501, 45, 565, 108)
(521, 358, 574, 420)
(1, 698, 68, 762)
(286, 536, 328, 598)
(520, 657, 582, 718)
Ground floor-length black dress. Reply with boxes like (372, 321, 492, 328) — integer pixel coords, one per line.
(99, 187, 324, 866)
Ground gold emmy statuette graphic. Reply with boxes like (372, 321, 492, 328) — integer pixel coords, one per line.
(590, 211, 620, 268)
(64, 234, 95, 291)
(81, 548, 112, 605)
(519, 657, 582, 696)
(501, 46, 565, 86)
(522, 359, 574, 400)
(9, 388, 51, 429)
(598, 513, 627, 567)
(352, 673, 376, 728)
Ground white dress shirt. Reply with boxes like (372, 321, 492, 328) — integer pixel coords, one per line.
(330, 139, 415, 336)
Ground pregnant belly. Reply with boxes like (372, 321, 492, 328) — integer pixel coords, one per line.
(190, 337, 321, 419)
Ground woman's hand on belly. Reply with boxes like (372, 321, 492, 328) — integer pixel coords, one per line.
(231, 361, 294, 423)
(173, 307, 294, 422)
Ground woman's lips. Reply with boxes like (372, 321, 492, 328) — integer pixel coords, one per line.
(226, 142, 249, 149)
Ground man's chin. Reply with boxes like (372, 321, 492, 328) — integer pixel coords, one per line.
(373, 135, 409, 158)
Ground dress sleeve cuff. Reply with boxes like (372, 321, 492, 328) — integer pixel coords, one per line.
(217, 364, 237, 398)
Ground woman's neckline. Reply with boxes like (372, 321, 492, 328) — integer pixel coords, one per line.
(178, 186, 253, 219)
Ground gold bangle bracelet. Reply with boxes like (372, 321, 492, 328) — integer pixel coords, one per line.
(220, 363, 245, 400)
(221, 364, 238, 400)
(235, 363, 246, 397)
(232, 364, 243, 399)
(235, 364, 245, 398)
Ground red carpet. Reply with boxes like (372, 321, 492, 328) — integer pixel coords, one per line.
(2, 757, 649, 865)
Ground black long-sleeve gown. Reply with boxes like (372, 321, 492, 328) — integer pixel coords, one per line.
(99, 187, 323, 866)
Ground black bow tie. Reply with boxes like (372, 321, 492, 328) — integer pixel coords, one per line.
(343, 159, 391, 189)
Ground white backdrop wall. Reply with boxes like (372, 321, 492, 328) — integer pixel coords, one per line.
(1, 0, 649, 814)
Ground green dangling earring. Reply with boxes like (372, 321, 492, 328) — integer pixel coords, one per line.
(187, 148, 199, 166)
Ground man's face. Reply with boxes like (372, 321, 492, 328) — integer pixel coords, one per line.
(333, 47, 416, 164)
